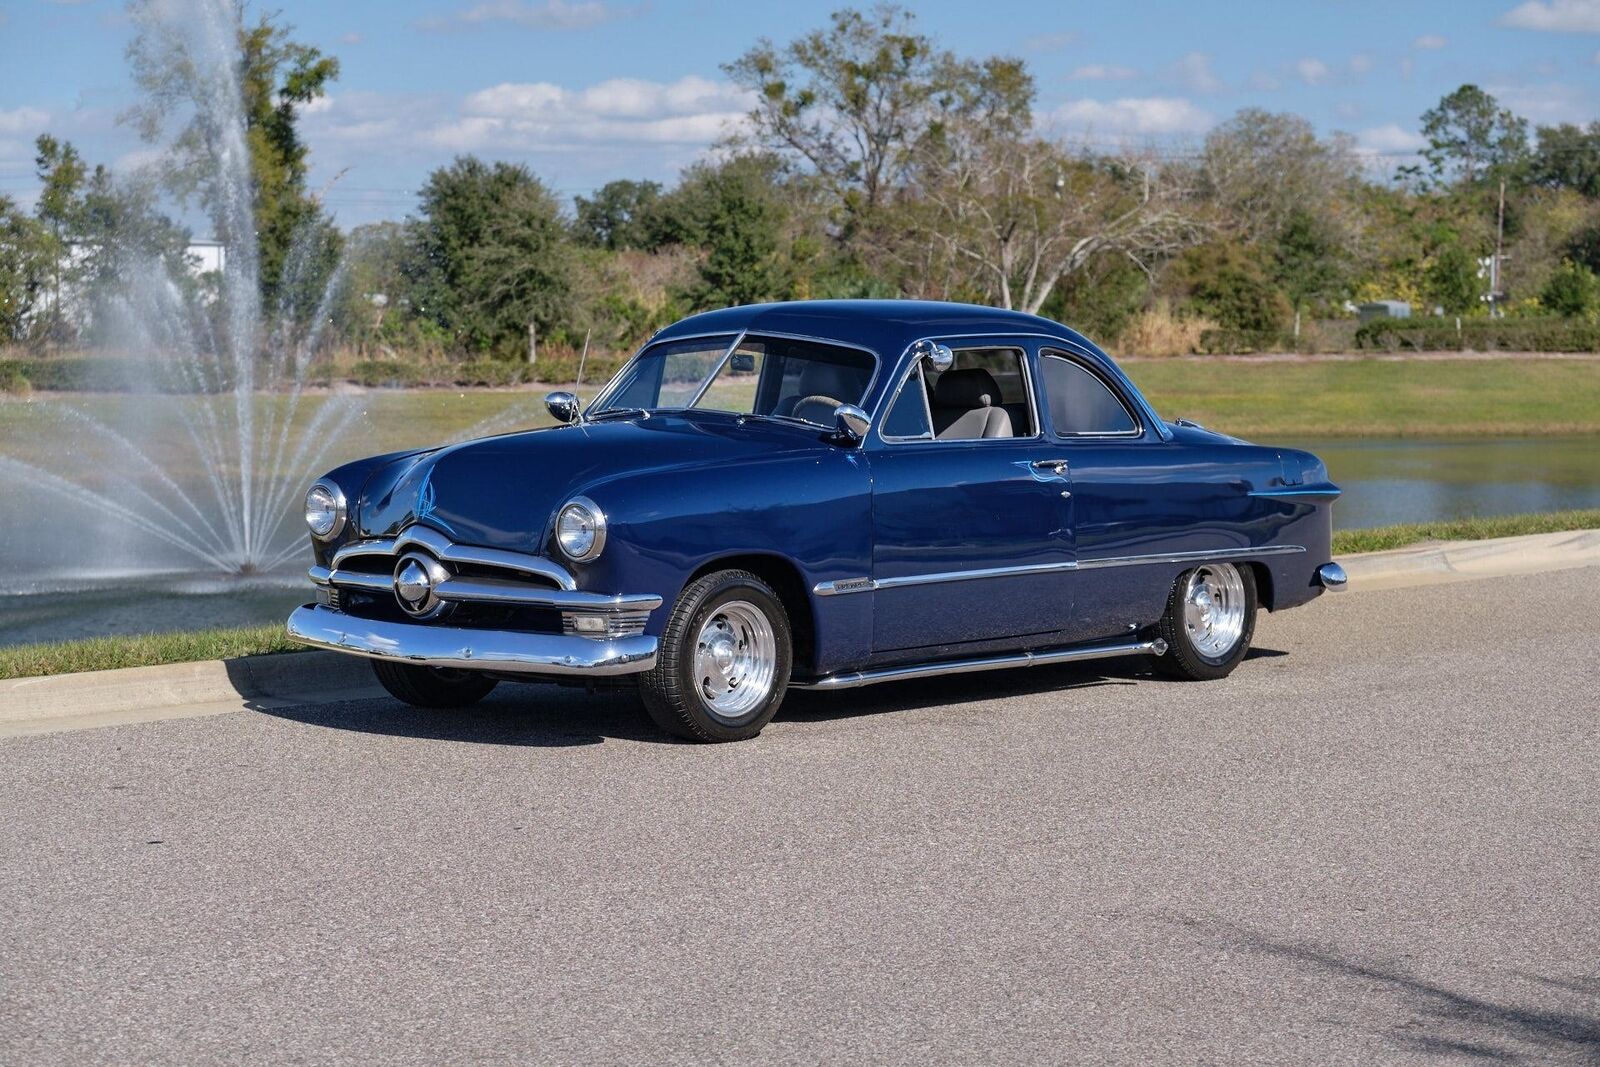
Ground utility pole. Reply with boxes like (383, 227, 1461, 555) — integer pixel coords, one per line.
(527, 321, 537, 366)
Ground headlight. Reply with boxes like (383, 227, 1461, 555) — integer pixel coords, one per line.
(305, 482, 345, 540)
(555, 496, 606, 562)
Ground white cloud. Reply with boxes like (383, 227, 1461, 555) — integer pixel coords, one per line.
(0, 106, 49, 134)
(1295, 58, 1332, 85)
(340, 32, 363, 45)
(1413, 34, 1449, 49)
(432, 0, 630, 31)
(1050, 97, 1213, 136)
(1489, 81, 1597, 122)
(1357, 124, 1425, 154)
(1336, 101, 1362, 119)
(1024, 31, 1078, 53)
(1248, 69, 1282, 91)
(1499, 0, 1600, 32)
(1169, 51, 1222, 93)
(1067, 64, 1137, 81)
(1349, 52, 1375, 74)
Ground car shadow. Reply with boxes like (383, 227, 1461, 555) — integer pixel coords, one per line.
(250, 685, 667, 748)
(249, 646, 1293, 747)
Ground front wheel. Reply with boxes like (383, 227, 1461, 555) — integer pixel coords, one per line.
(640, 569, 792, 742)
(1153, 562, 1257, 680)
(371, 660, 499, 708)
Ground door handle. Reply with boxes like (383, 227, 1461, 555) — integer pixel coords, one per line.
(1031, 459, 1069, 476)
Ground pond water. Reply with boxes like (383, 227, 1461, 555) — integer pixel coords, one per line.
(2, 435, 1597, 648)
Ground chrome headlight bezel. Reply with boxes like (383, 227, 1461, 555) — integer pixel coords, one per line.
(305, 481, 347, 541)
(554, 496, 606, 563)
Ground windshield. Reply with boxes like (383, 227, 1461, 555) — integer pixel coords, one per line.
(594, 334, 876, 427)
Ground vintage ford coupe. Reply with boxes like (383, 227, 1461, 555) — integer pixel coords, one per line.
(289, 301, 1344, 741)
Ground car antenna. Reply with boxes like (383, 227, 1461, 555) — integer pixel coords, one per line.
(572, 328, 591, 423)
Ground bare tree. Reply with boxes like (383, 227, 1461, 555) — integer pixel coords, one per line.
(1199, 109, 1362, 244)
(902, 127, 1200, 314)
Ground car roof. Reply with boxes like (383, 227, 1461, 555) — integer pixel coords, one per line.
(652, 299, 1099, 359)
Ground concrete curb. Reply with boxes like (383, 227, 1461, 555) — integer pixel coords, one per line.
(1341, 528, 1600, 592)
(2, 527, 1597, 738)
(0, 650, 380, 738)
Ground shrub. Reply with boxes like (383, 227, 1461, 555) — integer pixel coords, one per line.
(0, 362, 30, 395)
(1114, 303, 1216, 358)
(1540, 261, 1599, 318)
(348, 359, 429, 387)
(454, 358, 528, 388)
(1353, 315, 1600, 352)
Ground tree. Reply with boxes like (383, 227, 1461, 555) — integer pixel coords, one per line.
(126, 3, 341, 306)
(33, 135, 87, 339)
(1540, 260, 1598, 317)
(1199, 109, 1361, 244)
(1420, 85, 1529, 186)
(725, 5, 1031, 235)
(1426, 241, 1483, 313)
(1272, 207, 1347, 339)
(1168, 240, 1291, 336)
(681, 155, 791, 308)
(574, 180, 665, 251)
(0, 196, 50, 342)
(408, 156, 573, 353)
(1529, 122, 1600, 198)
(903, 127, 1200, 314)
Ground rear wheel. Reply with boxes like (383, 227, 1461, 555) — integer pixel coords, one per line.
(371, 661, 499, 708)
(640, 569, 792, 742)
(1153, 562, 1257, 681)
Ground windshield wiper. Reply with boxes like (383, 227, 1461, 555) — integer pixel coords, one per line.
(586, 407, 649, 422)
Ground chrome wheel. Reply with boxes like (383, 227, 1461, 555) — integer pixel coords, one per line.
(692, 599, 777, 723)
(1182, 563, 1248, 661)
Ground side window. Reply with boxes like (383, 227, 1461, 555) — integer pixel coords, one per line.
(1040, 353, 1139, 436)
(924, 347, 1036, 440)
(881, 363, 933, 440)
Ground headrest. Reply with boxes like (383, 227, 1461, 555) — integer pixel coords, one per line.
(932, 367, 1000, 409)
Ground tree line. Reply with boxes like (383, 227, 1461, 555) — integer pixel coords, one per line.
(3, 5, 1599, 364)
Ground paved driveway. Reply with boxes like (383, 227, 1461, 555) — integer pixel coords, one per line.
(2, 569, 1596, 1064)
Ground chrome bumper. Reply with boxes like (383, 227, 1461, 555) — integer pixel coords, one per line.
(286, 605, 657, 676)
(1316, 561, 1348, 592)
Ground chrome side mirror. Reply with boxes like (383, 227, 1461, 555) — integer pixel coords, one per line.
(833, 403, 871, 443)
(912, 338, 954, 373)
(544, 391, 580, 424)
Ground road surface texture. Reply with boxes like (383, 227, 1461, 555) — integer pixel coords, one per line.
(2, 568, 1596, 1064)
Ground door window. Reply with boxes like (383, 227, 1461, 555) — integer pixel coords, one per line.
(1039, 353, 1139, 436)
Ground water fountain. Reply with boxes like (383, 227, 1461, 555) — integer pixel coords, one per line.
(0, 0, 364, 641)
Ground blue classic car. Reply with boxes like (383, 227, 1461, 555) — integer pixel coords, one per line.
(289, 300, 1344, 741)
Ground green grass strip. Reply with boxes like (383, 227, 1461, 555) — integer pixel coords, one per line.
(1332, 508, 1600, 554)
(0, 624, 302, 681)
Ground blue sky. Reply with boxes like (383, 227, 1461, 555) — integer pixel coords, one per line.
(2, 0, 1599, 226)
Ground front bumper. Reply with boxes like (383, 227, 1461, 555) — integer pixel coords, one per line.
(286, 605, 658, 676)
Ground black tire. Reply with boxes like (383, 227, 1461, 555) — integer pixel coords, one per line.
(640, 569, 792, 743)
(370, 660, 499, 708)
(1153, 562, 1258, 681)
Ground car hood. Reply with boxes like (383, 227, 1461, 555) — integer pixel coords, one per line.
(352, 412, 828, 550)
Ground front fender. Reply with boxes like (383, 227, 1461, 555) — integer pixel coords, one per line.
(572, 447, 875, 674)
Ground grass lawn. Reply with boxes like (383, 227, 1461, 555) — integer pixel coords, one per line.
(4, 509, 1596, 680)
(1330, 508, 1600, 554)
(1124, 357, 1600, 437)
(0, 624, 298, 681)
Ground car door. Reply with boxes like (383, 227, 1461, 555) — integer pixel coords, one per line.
(1031, 347, 1187, 642)
(863, 339, 1076, 654)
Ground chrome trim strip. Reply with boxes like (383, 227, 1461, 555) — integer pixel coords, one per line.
(286, 605, 657, 676)
(1076, 545, 1307, 570)
(433, 577, 662, 612)
(332, 527, 576, 591)
(1249, 485, 1344, 500)
(813, 545, 1307, 596)
(793, 637, 1167, 690)
(327, 570, 393, 593)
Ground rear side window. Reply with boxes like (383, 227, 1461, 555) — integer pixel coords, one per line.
(1040, 353, 1138, 436)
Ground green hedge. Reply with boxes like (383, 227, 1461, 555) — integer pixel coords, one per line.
(0, 354, 631, 391)
(0, 362, 30, 395)
(1354, 316, 1600, 352)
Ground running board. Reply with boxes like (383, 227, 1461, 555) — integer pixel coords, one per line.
(791, 637, 1168, 692)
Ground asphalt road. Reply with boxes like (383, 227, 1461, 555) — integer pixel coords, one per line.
(2, 569, 1597, 1064)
